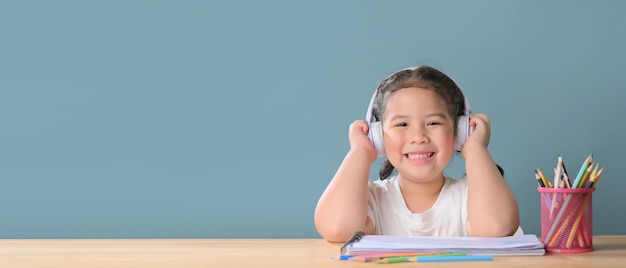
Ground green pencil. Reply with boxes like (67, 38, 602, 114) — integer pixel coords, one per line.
(572, 154, 593, 188)
(377, 252, 467, 264)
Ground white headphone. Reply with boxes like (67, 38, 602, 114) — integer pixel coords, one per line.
(365, 66, 473, 157)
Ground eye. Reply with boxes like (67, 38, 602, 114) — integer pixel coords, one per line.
(395, 122, 408, 127)
(427, 121, 442, 126)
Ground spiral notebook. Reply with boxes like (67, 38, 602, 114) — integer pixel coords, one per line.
(344, 234, 545, 256)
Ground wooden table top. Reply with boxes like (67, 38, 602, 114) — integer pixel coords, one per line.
(1, 235, 625, 267)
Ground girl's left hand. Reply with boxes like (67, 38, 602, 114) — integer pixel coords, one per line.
(461, 113, 491, 156)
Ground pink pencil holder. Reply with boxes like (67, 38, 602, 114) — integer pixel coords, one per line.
(538, 187, 595, 253)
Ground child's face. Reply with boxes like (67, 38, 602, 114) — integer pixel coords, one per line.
(382, 87, 455, 183)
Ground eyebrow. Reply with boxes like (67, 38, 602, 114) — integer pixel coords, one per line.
(387, 112, 449, 121)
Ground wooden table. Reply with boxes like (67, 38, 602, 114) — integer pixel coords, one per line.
(1, 236, 625, 267)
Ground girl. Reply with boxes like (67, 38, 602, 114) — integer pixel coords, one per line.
(314, 66, 519, 242)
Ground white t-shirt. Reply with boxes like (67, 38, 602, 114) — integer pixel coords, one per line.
(367, 175, 468, 236)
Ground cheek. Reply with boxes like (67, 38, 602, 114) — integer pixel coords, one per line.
(382, 130, 403, 147)
(435, 131, 456, 151)
(383, 134, 405, 165)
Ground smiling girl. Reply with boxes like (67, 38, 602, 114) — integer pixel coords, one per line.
(314, 66, 519, 242)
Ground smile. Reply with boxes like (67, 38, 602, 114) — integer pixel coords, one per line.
(406, 152, 434, 159)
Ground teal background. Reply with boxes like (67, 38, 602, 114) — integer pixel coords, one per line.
(1, 0, 625, 238)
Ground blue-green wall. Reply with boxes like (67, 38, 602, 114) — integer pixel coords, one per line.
(1, 0, 624, 238)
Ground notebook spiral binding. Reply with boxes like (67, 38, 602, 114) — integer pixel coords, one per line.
(340, 231, 365, 254)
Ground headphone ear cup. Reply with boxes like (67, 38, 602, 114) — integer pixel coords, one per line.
(368, 121, 386, 157)
(455, 115, 471, 152)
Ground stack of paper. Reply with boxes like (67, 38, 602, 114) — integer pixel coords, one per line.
(346, 234, 545, 256)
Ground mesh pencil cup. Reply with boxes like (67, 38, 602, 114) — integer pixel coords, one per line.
(538, 187, 595, 253)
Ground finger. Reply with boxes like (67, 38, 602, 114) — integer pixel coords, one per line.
(469, 115, 487, 127)
(353, 120, 369, 134)
(361, 123, 370, 134)
(470, 114, 489, 123)
(468, 116, 478, 129)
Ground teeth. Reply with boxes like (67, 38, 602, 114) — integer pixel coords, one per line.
(407, 153, 433, 159)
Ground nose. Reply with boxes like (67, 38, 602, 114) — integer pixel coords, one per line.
(409, 125, 429, 144)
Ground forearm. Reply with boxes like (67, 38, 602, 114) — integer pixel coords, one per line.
(465, 148, 520, 237)
(314, 148, 372, 242)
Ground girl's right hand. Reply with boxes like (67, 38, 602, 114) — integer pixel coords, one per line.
(348, 120, 377, 163)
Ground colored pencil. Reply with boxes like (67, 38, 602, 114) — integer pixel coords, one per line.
(346, 252, 440, 262)
(534, 172, 545, 187)
(407, 255, 493, 263)
(587, 166, 604, 188)
(545, 192, 574, 245)
(561, 159, 571, 184)
(558, 156, 571, 188)
(537, 168, 552, 188)
(572, 154, 593, 188)
(579, 164, 594, 188)
(563, 172, 571, 188)
(330, 255, 358, 260)
(583, 164, 598, 188)
(376, 252, 467, 263)
(566, 194, 592, 248)
(554, 156, 562, 188)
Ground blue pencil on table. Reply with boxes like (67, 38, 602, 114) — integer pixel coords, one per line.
(330, 254, 358, 260)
